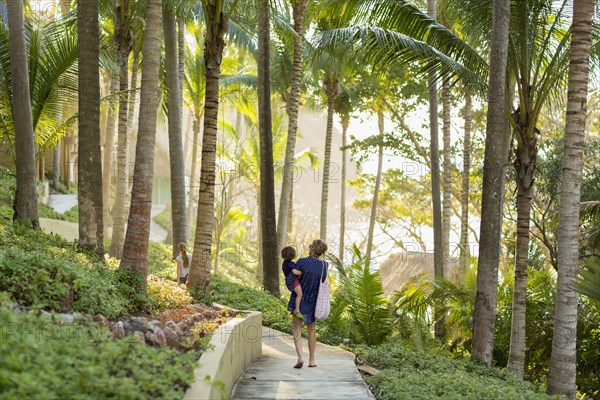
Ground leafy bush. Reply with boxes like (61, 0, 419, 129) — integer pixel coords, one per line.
(38, 203, 78, 223)
(147, 275, 193, 311)
(203, 277, 294, 335)
(0, 224, 133, 318)
(148, 241, 177, 281)
(355, 341, 559, 400)
(153, 204, 172, 231)
(0, 305, 198, 399)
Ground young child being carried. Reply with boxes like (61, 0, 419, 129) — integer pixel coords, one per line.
(281, 246, 303, 319)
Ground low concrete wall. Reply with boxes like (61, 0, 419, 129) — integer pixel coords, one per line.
(184, 310, 262, 400)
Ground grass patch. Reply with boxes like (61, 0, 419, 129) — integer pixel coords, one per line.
(153, 204, 172, 231)
(354, 342, 559, 400)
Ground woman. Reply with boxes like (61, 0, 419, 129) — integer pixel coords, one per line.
(175, 242, 192, 285)
(287, 239, 328, 369)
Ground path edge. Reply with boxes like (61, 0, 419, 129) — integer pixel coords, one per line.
(184, 309, 262, 400)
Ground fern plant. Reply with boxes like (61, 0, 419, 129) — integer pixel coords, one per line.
(328, 244, 391, 346)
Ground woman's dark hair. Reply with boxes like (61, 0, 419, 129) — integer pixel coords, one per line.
(281, 246, 296, 260)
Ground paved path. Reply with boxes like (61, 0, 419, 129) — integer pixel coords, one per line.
(231, 327, 375, 400)
(45, 195, 168, 243)
(48, 194, 77, 214)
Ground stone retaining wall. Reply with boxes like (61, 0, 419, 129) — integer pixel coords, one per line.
(184, 310, 262, 400)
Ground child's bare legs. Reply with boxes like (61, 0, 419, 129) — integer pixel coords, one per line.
(293, 285, 303, 314)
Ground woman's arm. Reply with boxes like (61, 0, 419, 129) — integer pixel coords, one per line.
(291, 268, 302, 276)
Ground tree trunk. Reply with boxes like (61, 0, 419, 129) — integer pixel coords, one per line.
(186, 113, 202, 240)
(52, 143, 61, 191)
(339, 115, 349, 262)
(164, 6, 188, 256)
(458, 91, 472, 281)
(277, 0, 307, 251)
(442, 75, 452, 279)
(320, 80, 338, 242)
(102, 75, 119, 238)
(108, 54, 131, 258)
(8, 0, 39, 227)
(256, 0, 279, 296)
(38, 158, 45, 182)
(366, 110, 384, 264)
(547, 0, 594, 396)
(188, 1, 233, 290)
(471, 0, 511, 366)
(77, 0, 104, 255)
(119, 0, 163, 291)
(507, 118, 537, 378)
(427, 0, 444, 340)
(127, 51, 140, 139)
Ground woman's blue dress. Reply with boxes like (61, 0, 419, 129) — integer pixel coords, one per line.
(287, 256, 328, 325)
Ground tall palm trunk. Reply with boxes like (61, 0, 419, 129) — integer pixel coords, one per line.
(52, 143, 60, 191)
(507, 115, 537, 378)
(119, 0, 163, 290)
(320, 79, 339, 242)
(102, 75, 119, 238)
(339, 114, 349, 262)
(458, 91, 472, 280)
(277, 0, 307, 251)
(471, 0, 511, 366)
(427, 0, 444, 340)
(78, 0, 104, 255)
(442, 76, 452, 278)
(127, 51, 140, 139)
(256, 0, 279, 296)
(188, 1, 234, 289)
(8, 0, 39, 227)
(366, 110, 385, 264)
(186, 112, 202, 240)
(548, 0, 594, 396)
(109, 9, 133, 259)
(164, 6, 187, 256)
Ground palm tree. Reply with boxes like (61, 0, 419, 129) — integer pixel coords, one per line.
(6, 0, 38, 227)
(102, 75, 119, 238)
(471, 0, 511, 366)
(547, 0, 595, 395)
(183, 23, 205, 240)
(78, 0, 104, 255)
(335, 91, 354, 262)
(458, 90, 472, 280)
(442, 74, 452, 279)
(187, 0, 240, 290)
(426, 0, 444, 340)
(364, 109, 385, 264)
(256, 0, 279, 296)
(277, 0, 308, 251)
(109, 1, 137, 259)
(164, 3, 187, 257)
(119, 0, 163, 290)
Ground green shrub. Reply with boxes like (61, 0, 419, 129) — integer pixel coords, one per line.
(153, 204, 172, 231)
(203, 277, 294, 335)
(148, 241, 177, 281)
(0, 305, 198, 399)
(147, 275, 193, 311)
(0, 224, 134, 317)
(355, 341, 559, 400)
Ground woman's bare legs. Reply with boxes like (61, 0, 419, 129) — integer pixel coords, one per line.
(292, 315, 304, 365)
(307, 322, 316, 366)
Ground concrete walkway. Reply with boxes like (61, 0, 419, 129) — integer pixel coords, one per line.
(231, 327, 375, 400)
(48, 194, 77, 214)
